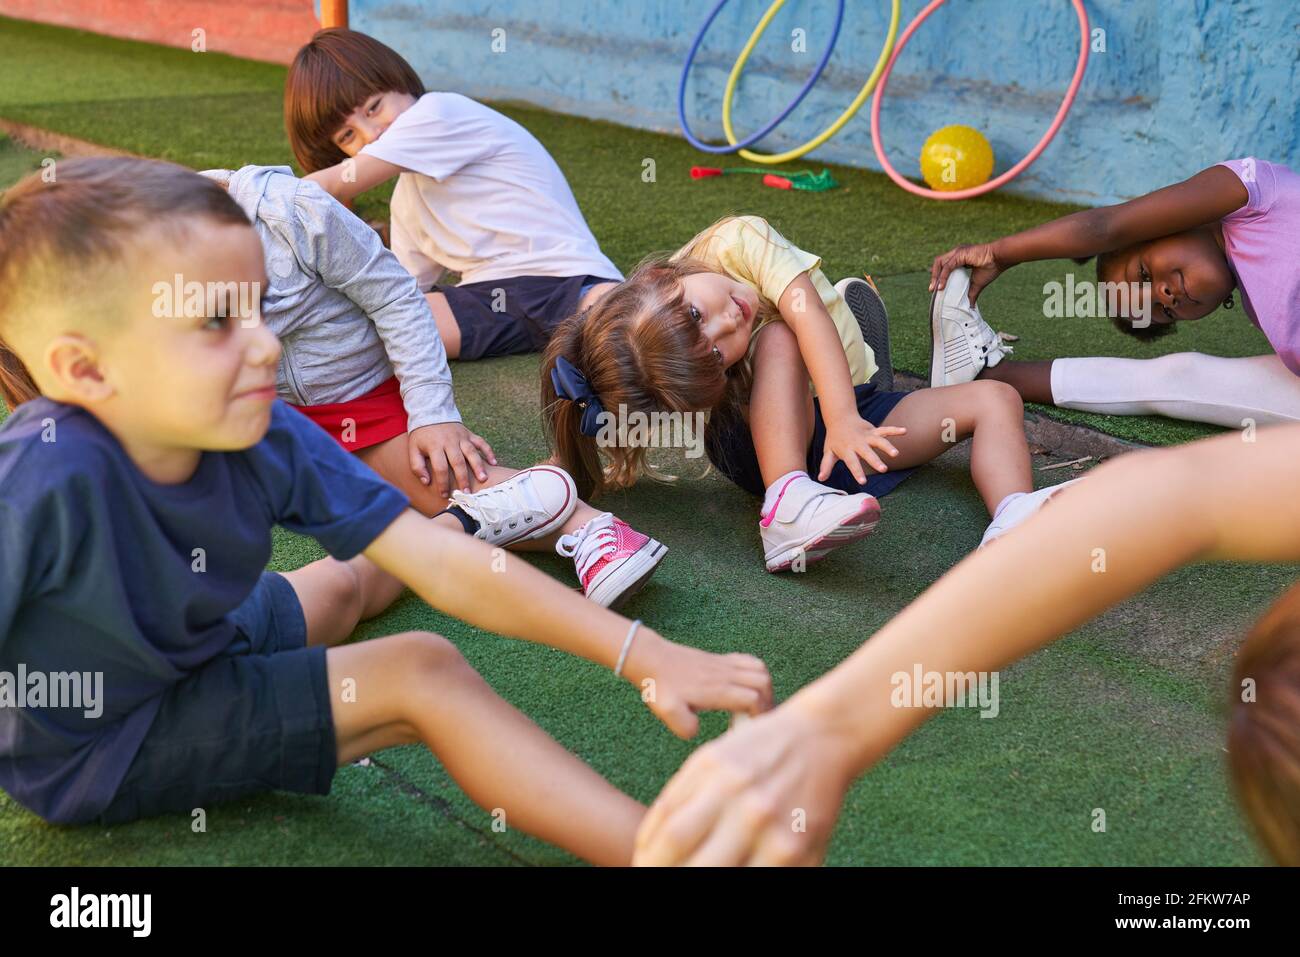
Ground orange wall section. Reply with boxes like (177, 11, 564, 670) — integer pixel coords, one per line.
(0, 0, 322, 65)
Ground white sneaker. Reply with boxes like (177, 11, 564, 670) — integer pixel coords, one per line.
(929, 267, 1013, 388)
(979, 478, 1083, 548)
(556, 513, 667, 609)
(450, 465, 577, 548)
(760, 477, 881, 572)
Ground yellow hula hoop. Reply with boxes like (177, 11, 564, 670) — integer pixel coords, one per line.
(721, 0, 901, 165)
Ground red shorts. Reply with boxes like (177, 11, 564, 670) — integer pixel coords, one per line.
(288, 376, 408, 452)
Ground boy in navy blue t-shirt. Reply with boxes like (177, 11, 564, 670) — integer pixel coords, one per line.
(0, 158, 771, 864)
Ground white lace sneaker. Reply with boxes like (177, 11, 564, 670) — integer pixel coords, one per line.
(760, 476, 881, 572)
(556, 513, 667, 609)
(979, 478, 1083, 548)
(929, 267, 1013, 388)
(450, 465, 577, 548)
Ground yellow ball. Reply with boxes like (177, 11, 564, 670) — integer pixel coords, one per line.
(919, 125, 994, 191)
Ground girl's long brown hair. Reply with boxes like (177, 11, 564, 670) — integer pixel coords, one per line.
(543, 260, 764, 501)
(1228, 581, 1300, 865)
(542, 217, 783, 499)
(542, 257, 725, 499)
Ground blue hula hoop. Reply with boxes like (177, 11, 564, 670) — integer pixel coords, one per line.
(678, 0, 846, 154)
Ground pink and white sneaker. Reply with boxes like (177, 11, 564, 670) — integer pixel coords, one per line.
(556, 513, 667, 609)
(760, 476, 881, 572)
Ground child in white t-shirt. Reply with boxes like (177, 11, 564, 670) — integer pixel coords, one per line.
(286, 28, 622, 361)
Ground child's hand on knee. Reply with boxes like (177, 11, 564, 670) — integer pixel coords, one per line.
(819, 417, 906, 485)
(408, 423, 497, 496)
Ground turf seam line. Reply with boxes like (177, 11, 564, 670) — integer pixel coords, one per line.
(364, 756, 540, 867)
(0, 117, 144, 159)
(893, 370, 1151, 459)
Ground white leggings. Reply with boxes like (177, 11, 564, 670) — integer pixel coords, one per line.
(1050, 353, 1300, 429)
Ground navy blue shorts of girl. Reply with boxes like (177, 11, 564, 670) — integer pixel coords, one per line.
(96, 572, 337, 825)
(705, 382, 918, 499)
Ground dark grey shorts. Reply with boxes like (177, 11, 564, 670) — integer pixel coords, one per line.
(438, 273, 619, 360)
(97, 572, 336, 825)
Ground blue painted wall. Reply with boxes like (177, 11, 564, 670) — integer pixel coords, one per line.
(335, 0, 1299, 206)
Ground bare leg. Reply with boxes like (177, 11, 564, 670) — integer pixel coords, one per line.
(876, 380, 1032, 514)
(978, 359, 1055, 405)
(282, 553, 413, 648)
(358, 437, 606, 552)
(424, 291, 461, 360)
(327, 632, 644, 866)
(749, 321, 816, 486)
(286, 557, 645, 865)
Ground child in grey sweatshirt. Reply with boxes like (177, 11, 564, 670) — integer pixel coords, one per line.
(201, 165, 665, 609)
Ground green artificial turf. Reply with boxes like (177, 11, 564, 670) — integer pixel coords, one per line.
(0, 18, 1292, 867)
(0, 131, 54, 185)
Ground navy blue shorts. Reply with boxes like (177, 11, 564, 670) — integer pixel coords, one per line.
(706, 382, 918, 498)
(97, 572, 336, 825)
(438, 273, 619, 360)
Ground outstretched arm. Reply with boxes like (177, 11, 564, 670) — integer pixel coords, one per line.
(930, 164, 1249, 304)
(635, 423, 1300, 865)
(363, 511, 773, 739)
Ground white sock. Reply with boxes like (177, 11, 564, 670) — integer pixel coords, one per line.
(762, 470, 810, 516)
(991, 490, 1026, 522)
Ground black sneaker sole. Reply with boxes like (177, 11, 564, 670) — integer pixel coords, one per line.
(841, 278, 894, 392)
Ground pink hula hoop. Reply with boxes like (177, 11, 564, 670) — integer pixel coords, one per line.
(870, 0, 1090, 200)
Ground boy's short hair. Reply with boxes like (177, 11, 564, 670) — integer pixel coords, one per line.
(0, 157, 249, 398)
(285, 28, 426, 174)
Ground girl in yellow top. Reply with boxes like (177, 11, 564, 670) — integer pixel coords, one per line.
(543, 216, 1066, 571)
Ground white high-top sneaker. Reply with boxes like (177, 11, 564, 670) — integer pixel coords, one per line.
(449, 465, 577, 548)
(929, 267, 1013, 388)
(760, 475, 881, 572)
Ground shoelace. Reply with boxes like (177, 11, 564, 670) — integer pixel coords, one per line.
(555, 512, 617, 581)
(963, 309, 1014, 362)
(451, 477, 547, 538)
